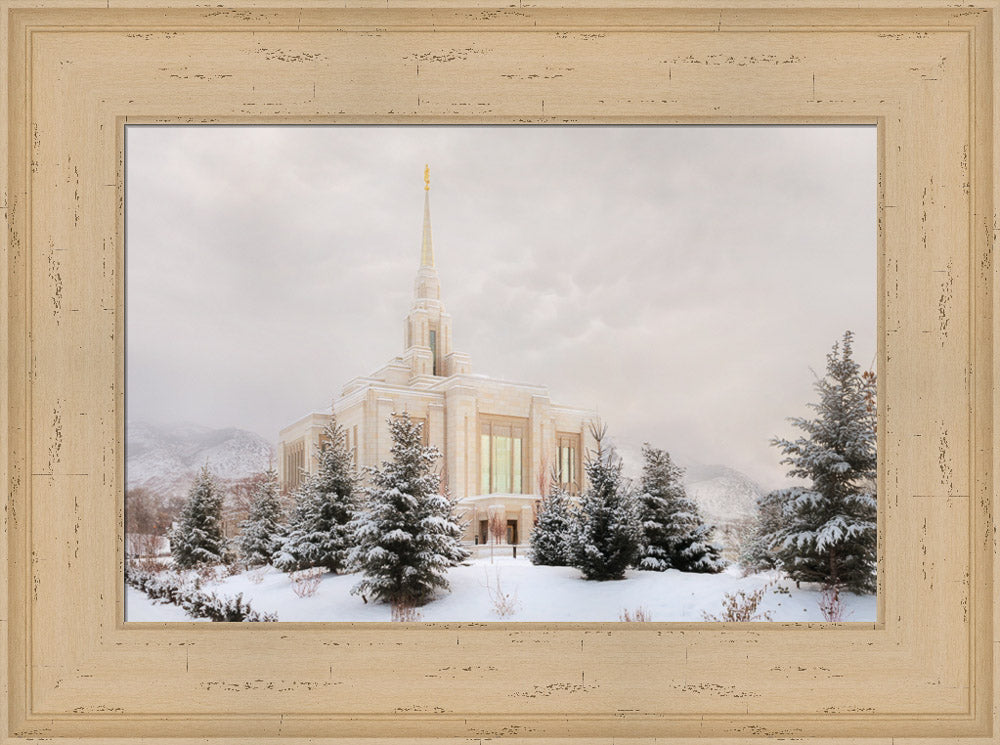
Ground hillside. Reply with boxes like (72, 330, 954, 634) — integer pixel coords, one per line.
(683, 463, 764, 527)
(126, 421, 275, 500)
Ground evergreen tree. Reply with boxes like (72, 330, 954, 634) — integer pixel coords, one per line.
(636, 444, 725, 573)
(423, 485, 471, 572)
(738, 489, 784, 575)
(764, 331, 877, 593)
(169, 465, 228, 569)
(350, 413, 470, 606)
(529, 484, 575, 567)
(274, 418, 360, 573)
(235, 469, 285, 567)
(570, 423, 642, 581)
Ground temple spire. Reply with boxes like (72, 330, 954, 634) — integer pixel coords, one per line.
(420, 164, 434, 268)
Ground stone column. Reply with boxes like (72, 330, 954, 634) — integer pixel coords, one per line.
(277, 442, 286, 490)
(376, 396, 395, 464)
(529, 394, 552, 496)
(520, 503, 535, 546)
(427, 400, 445, 476)
(443, 383, 476, 500)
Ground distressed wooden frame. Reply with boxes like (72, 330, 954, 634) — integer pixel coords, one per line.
(1, 1, 997, 743)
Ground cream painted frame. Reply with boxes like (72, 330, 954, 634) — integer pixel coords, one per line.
(1, 2, 996, 743)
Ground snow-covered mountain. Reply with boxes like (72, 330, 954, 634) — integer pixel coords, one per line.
(683, 463, 764, 527)
(126, 421, 274, 500)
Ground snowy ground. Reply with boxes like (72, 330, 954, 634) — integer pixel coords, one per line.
(126, 557, 875, 622)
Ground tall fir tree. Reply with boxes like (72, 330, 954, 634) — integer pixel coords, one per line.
(529, 483, 575, 567)
(349, 413, 470, 606)
(764, 331, 877, 593)
(235, 469, 285, 567)
(169, 465, 228, 569)
(570, 423, 642, 581)
(636, 444, 725, 573)
(737, 489, 784, 575)
(274, 418, 360, 573)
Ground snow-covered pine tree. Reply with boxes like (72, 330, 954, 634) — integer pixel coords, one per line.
(422, 484, 471, 573)
(349, 413, 469, 606)
(235, 469, 285, 567)
(274, 418, 360, 573)
(737, 489, 784, 575)
(570, 422, 642, 581)
(636, 444, 725, 573)
(765, 331, 877, 593)
(529, 484, 575, 567)
(169, 465, 228, 569)
(273, 484, 314, 570)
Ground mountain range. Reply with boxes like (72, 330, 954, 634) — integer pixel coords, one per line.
(126, 421, 275, 501)
(683, 463, 764, 528)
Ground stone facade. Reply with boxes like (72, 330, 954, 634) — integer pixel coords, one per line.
(278, 175, 597, 549)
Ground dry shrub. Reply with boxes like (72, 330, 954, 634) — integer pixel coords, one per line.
(619, 607, 651, 622)
(139, 557, 170, 574)
(390, 602, 422, 622)
(222, 560, 247, 578)
(194, 563, 226, 585)
(702, 580, 775, 622)
(818, 583, 853, 622)
(488, 512, 506, 543)
(247, 566, 268, 585)
(290, 567, 324, 598)
(483, 569, 519, 619)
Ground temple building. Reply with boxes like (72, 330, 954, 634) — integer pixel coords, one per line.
(277, 168, 597, 550)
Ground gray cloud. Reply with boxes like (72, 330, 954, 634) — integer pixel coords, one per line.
(126, 125, 876, 490)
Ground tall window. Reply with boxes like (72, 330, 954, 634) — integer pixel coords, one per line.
(480, 418, 525, 494)
(556, 432, 581, 494)
(429, 329, 438, 376)
(283, 439, 306, 492)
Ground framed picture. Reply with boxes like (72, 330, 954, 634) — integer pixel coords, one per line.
(123, 124, 878, 624)
(2, 2, 996, 742)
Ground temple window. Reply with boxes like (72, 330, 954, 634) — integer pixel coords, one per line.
(480, 418, 526, 494)
(556, 432, 581, 494)
(283, 439, 306, 492)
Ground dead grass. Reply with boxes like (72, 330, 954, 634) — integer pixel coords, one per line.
(619, 606, 652, 622)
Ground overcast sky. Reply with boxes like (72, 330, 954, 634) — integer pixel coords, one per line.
(125, 125, 876, 490)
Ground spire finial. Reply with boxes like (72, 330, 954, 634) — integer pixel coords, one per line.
(420, 168, 434, 267)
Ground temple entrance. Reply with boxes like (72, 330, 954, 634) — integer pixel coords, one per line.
(506, 520, 518, 545)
